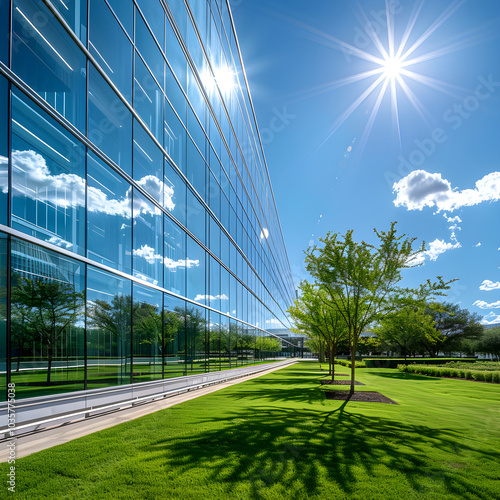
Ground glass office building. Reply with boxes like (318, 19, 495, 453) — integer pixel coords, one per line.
(0, 0, 297, 401)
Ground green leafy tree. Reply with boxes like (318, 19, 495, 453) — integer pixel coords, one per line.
(305, 222, 453, 394)
(11, 275, 84, 384)
(374, 298, 441, 361)
(428, 303, 484, 355)
(288, 281, 348, 381)
(475, 326, 500, 360)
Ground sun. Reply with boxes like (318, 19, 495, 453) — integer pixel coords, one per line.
(382, 56, 404, 80)
(292, 0, 477, 160)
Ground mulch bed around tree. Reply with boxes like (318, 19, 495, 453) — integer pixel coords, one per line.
(324, 391, 399, 404)
(321, 380, 365, 385)
(320, 374, 348, 383)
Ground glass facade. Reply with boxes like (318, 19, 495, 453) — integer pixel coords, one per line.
(0, 0, 297, 401)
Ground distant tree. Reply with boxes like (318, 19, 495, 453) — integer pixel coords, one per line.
(305, 222, 453, 394)
(475, 326, 500, 360)
(428, 303, 483, 355)
(11, 275, 84, 384)
(374, 298, 442, 361)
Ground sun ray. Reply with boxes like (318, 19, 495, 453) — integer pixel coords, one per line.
(353, 0, 390, 61)
(401, 0, 467, 63)
(285, 68, 385, 104)
(276, 13, 386, 66)
(357, 78, 390, 157)
(390, 76, 402, 150)
(306, 74, 386, 161)
(395, 0, 426, 59)
(400, 69, 470, 99)
(395, 74, 433, 128)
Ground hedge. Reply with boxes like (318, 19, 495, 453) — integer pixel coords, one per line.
(364, 357, 477, 369)
(334, 359, 366, 369)
(398, 364, 500, 384)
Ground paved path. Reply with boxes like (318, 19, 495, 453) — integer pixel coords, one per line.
(0, 361, 296, 462)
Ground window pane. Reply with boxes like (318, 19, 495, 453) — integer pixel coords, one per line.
(163, 293, 186, 377)
(88, 63, 132, 175)
(164, 98, 186, 173)
(11, 89, 85, 255)
(166, 23, 186, 89)
(86, 266, 132, 388)
(186, 187, 205, 245)
(0, 76, 7, 226)
(187, 138, 205, 198)
(186, 234, 205, 303)
(209, 256, 220, 310)
(133, 282, 162, 382)
(12, 0, 86, 131)
(106, 0, 133, 37)
(0, 0, 9, 64)
(135, 6, 164, 85)
(135, 0, 165, 53)
(164, 214, 186, 296)
(10, 238, 85, 399)
(50, 0, 87, 42)
(0, 234, 6, 401)
(208, 311, 220, 372)
(185, 303, 205, 373)
(89, 0, 132, 102)
(164, 159, 186, 226)
(87, 152, 132, 273)
(133, 188, 163, 286)
(134, 55, 163, 142)
(133, 120, 163, 203)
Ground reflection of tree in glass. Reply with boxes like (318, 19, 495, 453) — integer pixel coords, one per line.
(134, 302, 162, 347)
(163, 308, 182, 353)
(185, 306, 205, 365)
(87, 295, 132, 376)
(10, 274, 84, 384)
(10, 294, 36, 372)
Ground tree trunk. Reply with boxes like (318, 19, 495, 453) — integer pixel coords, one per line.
(331, 344, 337, 382)
(47, 344, 53, 384)
(350, 345, 356, 395)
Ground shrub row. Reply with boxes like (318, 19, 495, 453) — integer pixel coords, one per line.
(398, 364, 500, 383)
(364, 357, 477, 369)
(334, 359, 366, 369)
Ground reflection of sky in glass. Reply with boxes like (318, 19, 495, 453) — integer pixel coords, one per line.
(12, 148, 198, 271)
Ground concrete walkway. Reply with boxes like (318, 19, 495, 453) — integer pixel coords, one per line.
(0, 361, 296, 462)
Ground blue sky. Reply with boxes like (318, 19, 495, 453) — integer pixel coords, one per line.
(231, 0, 500, 324)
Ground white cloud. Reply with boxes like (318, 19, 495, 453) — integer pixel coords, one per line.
(426, 238, 461, 261)
(479, 280, 500, 291)
(480, 312, 500, 325)
(194, 294, 229, 302)
(13, 149, 175, 217)
(133, 244, 199, 269)
(475, 242, 482, 247)
(393, 169, 500, 212)
(266, 318, 283, 326)
(473, 300, 500, 309)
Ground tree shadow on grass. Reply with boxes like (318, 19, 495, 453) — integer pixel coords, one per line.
(151, 402, 500, 499)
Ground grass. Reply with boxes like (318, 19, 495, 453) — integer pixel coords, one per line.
(2, 361, 500, 499)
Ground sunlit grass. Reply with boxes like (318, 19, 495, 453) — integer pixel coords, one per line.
(3, 362, 500, 499)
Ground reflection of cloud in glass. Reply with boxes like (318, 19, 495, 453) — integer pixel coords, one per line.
(0, 155, 7, 191)
(13, 149, 175, 216)
(194, 294, 229, 302)
(133, 244, 199, 269)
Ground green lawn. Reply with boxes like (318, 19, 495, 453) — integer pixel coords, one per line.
(3, 361, 500, 499)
